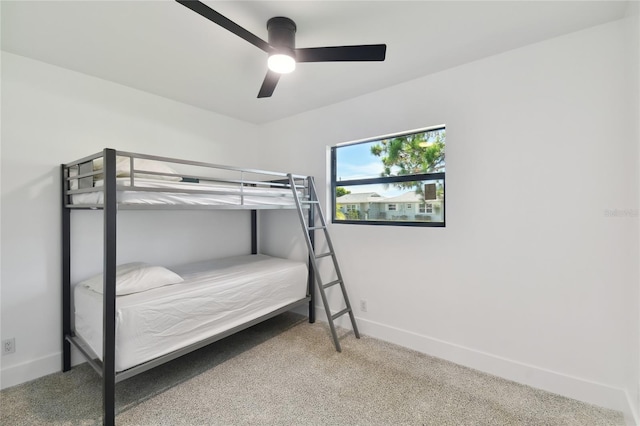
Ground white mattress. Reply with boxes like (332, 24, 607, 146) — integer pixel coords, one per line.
(74, 254, 308, 372)
(71, 178, 298, 207)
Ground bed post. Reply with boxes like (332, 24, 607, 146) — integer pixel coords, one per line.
(61, 164, 72, 372)
(251, 210, 258, 255)
(307, 177, 316, 324)
(103, 149, 117, 426)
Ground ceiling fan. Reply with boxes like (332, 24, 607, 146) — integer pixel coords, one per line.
(175, 0, 387, 98)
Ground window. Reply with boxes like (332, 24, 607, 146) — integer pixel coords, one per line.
(332, 126, 445, 227)
(418, 203, 434, 214)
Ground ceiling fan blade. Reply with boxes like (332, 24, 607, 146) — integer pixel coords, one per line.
(257, 70, 281, 98)
(295, 44, 386, 63)
(176, 0, 271, 53)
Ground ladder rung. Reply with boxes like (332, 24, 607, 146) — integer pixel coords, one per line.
(322, 279, 342, 289)
(315, 252, 333, 259)
(308, 226, 326, 231)
(331, 308, 350, 320)
(301, 200, 320, 204)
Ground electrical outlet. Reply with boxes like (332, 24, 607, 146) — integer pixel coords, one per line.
(359, 299, 368, 312)
(2, 338, 15, 355)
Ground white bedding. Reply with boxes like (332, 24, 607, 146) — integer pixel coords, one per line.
(71, 178, 298, 207)
(74, 254, 308, 372)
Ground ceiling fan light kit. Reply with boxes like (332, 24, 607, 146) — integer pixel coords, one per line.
(176, 0, 386, 98)
(267, 17, 297, 74)
(267, 54, 296, 74)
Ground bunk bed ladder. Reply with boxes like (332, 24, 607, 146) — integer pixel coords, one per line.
(288, 174, 360, 352)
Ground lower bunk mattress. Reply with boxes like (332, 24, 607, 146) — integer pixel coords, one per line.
(74, 254, 308, 372)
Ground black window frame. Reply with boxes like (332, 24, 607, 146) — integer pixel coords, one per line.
(331, 127, 446, 228)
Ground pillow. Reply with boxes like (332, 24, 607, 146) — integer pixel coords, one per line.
(93, 156, 181, 182)
(79, 262, 184, 296)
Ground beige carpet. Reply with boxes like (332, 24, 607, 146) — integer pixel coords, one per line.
(0, 313, 625, 425)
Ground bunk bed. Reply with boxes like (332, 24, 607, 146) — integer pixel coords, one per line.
(61, 149, 317, 425)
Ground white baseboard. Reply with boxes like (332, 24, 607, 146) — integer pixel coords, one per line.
(314, 307, 636, 424)
(624, 389, 640, 426)
(0, 347, 89, 390)
(1, 352, 60, 390)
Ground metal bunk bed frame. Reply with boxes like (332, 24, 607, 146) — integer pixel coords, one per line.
(61, 148, 316, 426)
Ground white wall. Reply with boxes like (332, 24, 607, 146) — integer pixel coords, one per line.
(627, 2, 640, 421)
(258, 18, 640, 422)
(0, 52, 261, 388)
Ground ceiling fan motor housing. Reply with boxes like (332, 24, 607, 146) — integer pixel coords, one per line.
(267, 17, 297, 56)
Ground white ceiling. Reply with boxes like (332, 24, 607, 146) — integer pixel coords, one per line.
(1, 1, 630, 124)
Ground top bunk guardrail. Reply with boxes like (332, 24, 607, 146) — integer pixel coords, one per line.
(62, 149, 311, 210)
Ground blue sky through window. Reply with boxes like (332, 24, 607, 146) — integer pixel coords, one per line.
(336, 141, 385, 181)
(336, 141, 406, 197)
